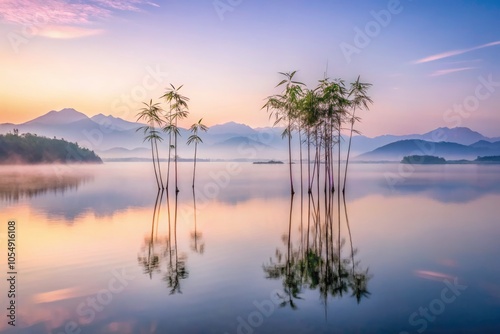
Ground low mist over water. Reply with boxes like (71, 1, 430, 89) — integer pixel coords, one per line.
(1, 162, 499, 333)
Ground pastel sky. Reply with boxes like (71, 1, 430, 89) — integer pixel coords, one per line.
(1, 0, 499, 137)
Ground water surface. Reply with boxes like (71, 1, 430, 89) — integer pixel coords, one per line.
(1, 162, 499, 334)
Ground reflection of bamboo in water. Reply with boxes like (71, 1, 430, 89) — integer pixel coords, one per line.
(164, 192, 189, 294)
(190, 189, 205, 254)
(166, 189, 171, 252)
(148, 190, 162, 278)
(306, 191, 311, 255)
(0, 172, 93, 202)
(263, 188, 371, 311)
(137, 190, 189, 294)
(343, 193, 355, 276)
(138, 190, 163, 279)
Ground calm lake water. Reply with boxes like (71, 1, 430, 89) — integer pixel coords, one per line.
(1, 162, 499, 334)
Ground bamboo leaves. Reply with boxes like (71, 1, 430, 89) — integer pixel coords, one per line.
(263, 71, 373, 195)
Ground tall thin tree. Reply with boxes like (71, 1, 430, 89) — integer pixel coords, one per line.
(187, 118, 208, 188)
(161, 84, 190, 193)
(263, 71, 304, 195)
(136, 100, 164, 190)
(343, 76, 372, 193)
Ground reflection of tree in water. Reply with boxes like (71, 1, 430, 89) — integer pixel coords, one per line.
(138, 190, 202, 294)
(263, 192, 371, 310)
(190, 189, 205, 254)
(137, 190, 165, 278)
(0, 168, 92, 202)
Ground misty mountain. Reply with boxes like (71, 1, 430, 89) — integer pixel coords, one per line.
(356, 139, 500, 161)
(419, 127, 488, 145)
(349, 127, 492, 153)
(200, 136, 283, 161)
(24, 108, 88, 125)
(213, 136, 272, 148)
(209, 121, 256, 136)
(469, 140, 500, 150)
(91, 114, 140, 131)
(1, 108, 149, 151)
(98, 147, 151, 159)
(2, 108, 500, 161)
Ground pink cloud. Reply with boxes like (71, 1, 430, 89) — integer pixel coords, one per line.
(37, 25, 105, 39)
(0, 0, 158, 33)
(0, 0, 108, 25)
(430, 67, 476, 77)
(414, 41, 500, 64)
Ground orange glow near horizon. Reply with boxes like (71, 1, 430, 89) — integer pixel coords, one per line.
(1, 2, 500, 138)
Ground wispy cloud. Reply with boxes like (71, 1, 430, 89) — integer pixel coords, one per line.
(414, 41, 500, 64)
(0, 0, 157, 37)
(430, 67, 476, 77)
(445, 59, 483, 66)
(37, 25, 105, 39)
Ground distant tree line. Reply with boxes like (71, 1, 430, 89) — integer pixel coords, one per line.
(401, 155, 446, 164)
(0, 132, 102, 164)
(476, 155, 500, 162)
(401, 155, 500, 164)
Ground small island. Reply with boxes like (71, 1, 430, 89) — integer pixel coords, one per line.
(0, 132, 102, 164)
(253, 160, 284, 164)
(401, 155, 500, 165)
(401, 155, 446, 164)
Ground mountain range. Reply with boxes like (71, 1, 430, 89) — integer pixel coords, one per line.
(357, 139, 500, 161)
(1, 108, 499, 161)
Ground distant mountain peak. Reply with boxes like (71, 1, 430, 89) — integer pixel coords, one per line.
(24, 108, 89, 125)
(213, 121, 250, 127)
(90, 113, 140, 130)
(92, 113, 119, 120)
(214, 136, 272, 148)
(421, 126, 487, 145)
(209, 122, 256, 135)
(59, 107, 79, 113)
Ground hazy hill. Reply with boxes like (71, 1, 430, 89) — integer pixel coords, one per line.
(419, 127, 488, 145)
(356, 139, 500, 161)
(2, 108, 500, 161)
(0, 109, 149, 151)
(0, 133, 102, 164)
(213, 136, 272, 148)
(349, 127, 492, 153)
(469, 140, 500, 150)
(24, 108, 88, 125)
(203, 136, 283, 160)
(97, 147, 151, 159)
(91, 114, 140, 131)
(209, 122, 256, 136)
